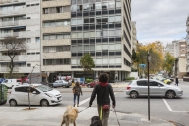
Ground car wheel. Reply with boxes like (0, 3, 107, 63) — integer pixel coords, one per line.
(9, 99, 17, 107)
(40, 99, 49, 107)
(88, 85, 91, 88)
(130, 91, 138, 98)
(67, 86, 70, 88)
(166, 90, 175, 99)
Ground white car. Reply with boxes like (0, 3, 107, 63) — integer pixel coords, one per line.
(8, 84, 62, 107)
(1, 79, 21, 88)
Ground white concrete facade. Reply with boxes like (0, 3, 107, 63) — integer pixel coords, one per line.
(166, 40, 187, 78)
(131, 21, 137, 51)
(0, 0, 40, 75)
(40, 0, 132, 82)
(186, 14, 189, 72)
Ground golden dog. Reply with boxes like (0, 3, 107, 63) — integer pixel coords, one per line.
(61, 105, 79, 126)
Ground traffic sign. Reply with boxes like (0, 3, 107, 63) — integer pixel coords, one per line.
(139, 64, 146, 68)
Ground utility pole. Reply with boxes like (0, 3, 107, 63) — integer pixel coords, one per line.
(147, 50, 151, 121)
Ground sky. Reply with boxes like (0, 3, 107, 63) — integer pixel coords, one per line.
(131, 0, 189, 45)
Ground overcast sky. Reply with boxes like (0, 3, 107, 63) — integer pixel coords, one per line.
(131, 0, 189, 45)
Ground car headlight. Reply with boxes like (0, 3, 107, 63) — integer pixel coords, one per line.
(45, 93, 55, 98)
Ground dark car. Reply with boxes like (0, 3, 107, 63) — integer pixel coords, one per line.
(86, 81, 98, 88)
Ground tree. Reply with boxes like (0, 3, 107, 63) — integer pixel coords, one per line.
(80, 54, 95, 77)
(163, 52, 175, 77)
(1, 37, 26, 78)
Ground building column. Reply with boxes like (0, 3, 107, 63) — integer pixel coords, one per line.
(95, 71, 98, 78)
(71, 71, 74, 79)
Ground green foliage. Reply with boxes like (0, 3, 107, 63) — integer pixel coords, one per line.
(131, 68, 138, 72)
(125, 77, 135, 80)
(163, 52, 175, 76)
(4, 73, 24, 79)
(85, 78, 94, 83)
(80, 54, 95, 73)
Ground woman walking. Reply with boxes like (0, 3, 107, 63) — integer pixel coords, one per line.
(73, 81, 83, 107)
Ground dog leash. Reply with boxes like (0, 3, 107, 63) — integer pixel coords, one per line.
(78, 106, 89, 113)
(113, 108, 120, 126)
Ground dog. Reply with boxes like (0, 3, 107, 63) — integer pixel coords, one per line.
(61, 105, 79, 126)
(90, 116, 102, 126)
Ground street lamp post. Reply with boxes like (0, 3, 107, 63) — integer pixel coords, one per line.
(147, 50, 151, 121)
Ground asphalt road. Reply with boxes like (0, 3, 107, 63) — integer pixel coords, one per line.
(2, 81, 189, 125)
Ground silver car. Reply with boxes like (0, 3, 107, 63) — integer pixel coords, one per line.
(126, 79, 183, 99)
(52, 80, 71, 88)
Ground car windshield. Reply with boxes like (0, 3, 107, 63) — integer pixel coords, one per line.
(36, 85, 53, 92)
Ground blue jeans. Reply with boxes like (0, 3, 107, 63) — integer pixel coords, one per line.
(74, 94, 80, 104)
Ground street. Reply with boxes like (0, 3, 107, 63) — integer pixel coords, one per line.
(1, 81, 189, 125)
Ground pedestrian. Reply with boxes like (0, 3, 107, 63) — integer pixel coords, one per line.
(72, 79, 75, 87)
(72, 81, 83, 107)
(89, 73, 116, 126)
(175, 76, 179, 86)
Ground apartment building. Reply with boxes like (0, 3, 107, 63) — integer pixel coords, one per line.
(131, 21, 137, 51)
(172, 39, 187, 78)
(41, 0, 132, 82)
(164, 43, 174, 56)
(0, 0, 40, 82)
(186, 14, 189, 73)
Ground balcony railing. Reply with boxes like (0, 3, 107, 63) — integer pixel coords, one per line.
(0, 0, 38, 4)
(0, 19, 40, 27)
(0, 6, 39, 16)
(0, 30, 40, 38)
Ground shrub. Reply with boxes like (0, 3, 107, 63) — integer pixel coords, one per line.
(85, 78, 93, 83)
(125, 77, 135, 80)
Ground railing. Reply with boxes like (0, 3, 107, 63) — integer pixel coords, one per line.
(0, 32, 19, 38)
(0, 21, 19, 27)
(0, 6, 39, 16)
(0, 0, 38, 4)
(0, 67, 19, 72)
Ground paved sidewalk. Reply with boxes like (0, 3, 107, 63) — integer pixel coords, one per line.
(0, 107, 174, 126)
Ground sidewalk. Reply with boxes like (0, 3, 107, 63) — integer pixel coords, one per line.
(0, 107, 174, 126)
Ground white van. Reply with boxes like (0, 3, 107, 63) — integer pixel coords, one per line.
(1, 79, 21, 88)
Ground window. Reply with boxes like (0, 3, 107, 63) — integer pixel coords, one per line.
(35, 37, 40, 42)
(137, 81, 147, 86)
(27, 64, 31, 67)
(15, 87, 28, 92)
(27, 38, 31, 43)
(150, 82, 159, 86)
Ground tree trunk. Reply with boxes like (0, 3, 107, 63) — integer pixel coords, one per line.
(9, 58, 14, 78)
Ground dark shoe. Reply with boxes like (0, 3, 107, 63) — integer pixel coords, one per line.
(77, 104, 79, 107)
(73, 104, 75, 107)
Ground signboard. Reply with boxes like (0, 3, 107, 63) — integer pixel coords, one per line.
(139, 64, 146, 68)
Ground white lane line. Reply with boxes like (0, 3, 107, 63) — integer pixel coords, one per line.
(79, 92, 117, 106)
(79, 98, 90, 106)
(162, 98, 172, 111)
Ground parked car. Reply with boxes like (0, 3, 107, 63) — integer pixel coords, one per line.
(86, 81, 98, 88)
(51, 80, 71, 88)
(126, 79, 183, 99)
(1, 79, 21, 88)
(8, 84, 62, 107)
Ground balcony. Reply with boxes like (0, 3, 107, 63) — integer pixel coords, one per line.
(0, 31, 40, 38)
(0, 19, 40, 27)
(42, 0, 70, 8)
(0, 66, 40, 73)
(0, 0, 38, 4)
(42, 39, 71, 46)
(42, 52, 71, 59)
(42, 12, 70, 21)
(0, 55, 40, 62)
(41, 65, 71, 72)
(42, 26, 71, 34)
(0, 6, 39, 16)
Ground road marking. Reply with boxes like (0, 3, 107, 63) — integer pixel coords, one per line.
(162, 99, 189, 113)
(79, 98, 90, 106)
(162, 99, 172, 111)
(79, 92, 117, 106)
